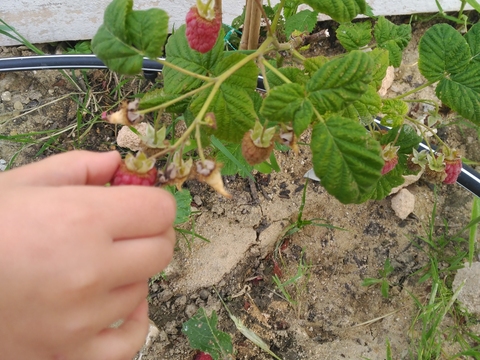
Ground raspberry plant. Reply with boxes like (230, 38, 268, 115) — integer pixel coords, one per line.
(92, 0, 480, 203)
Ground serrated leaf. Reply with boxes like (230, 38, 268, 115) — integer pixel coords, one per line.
(336, 21, 372, 51)
(126, 9, 168, 58)
(436, 67, 480, 124)
(304, 56, 329, 75)
(418, 23, 471, 81)
(284, 10, 318, 37)
(310, 115, 383, 204)
(306, 51, 372, 114)
(465, 22, 480, 63)
(302, 0, 366, 23)
(92, 0, 141, 75)
(182, 308, 233, 360)
(380, 125, 422, 154)
(381, 99, 408, 127)
(374, 17, 411, 67)
(343, 85, 381, 125)
(368, 164, 405, 200)
(266, 67, 309, 88)
(163, 25, 224, 94)
(261, 83, 314, 135)
(367, 48, 390, 89)
(190, 53, 257, 142)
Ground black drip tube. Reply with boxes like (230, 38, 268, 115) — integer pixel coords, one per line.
(0, 54, 479, 197)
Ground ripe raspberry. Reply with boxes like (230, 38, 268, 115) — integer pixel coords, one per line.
(194, 352, 213, 360)
(242, 131, 274, 165)
(185, 4, 221, 53)
(111, 152, 157, 186)
(442, 147, 462, 184)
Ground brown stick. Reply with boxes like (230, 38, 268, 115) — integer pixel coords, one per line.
(240, 0, 263, 50)
(214, 0, 222, 23)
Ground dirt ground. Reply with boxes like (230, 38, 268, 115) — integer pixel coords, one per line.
(1, 17, 479, 360)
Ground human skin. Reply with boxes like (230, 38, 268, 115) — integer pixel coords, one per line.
(0, 151, 176, 360)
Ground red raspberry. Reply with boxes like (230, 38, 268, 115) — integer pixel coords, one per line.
(185, 5, 221, 53)
(381, 144, 399, 175)
(382, 156, 398, 175)
(443, 149, 462, 184)
(110, 152, 157, 186)
(111, 162, 157, 186)
(194, 352, 213, 360)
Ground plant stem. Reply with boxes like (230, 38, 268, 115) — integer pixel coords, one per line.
(137, 81, 214, 114)
(270, 0, 285, 34)
(262, 58, 292, 84)
(393, 80, 436, 100)
(156, 58, 213, 82)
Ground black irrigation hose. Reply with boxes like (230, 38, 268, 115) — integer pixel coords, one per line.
(0, 54, 479, 197)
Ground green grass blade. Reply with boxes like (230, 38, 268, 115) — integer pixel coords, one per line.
(210, 135, 254, 180)
(468, 197, 480, 265)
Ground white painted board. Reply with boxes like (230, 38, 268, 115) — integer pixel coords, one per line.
(0, 0, 472, 46)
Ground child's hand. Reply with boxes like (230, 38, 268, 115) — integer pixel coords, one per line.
(0, 151, 176, 360)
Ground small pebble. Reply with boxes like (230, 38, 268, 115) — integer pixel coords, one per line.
(199, 289, 209, 300)
(193, 195, 203, 206)
(1, 91, 11, 102)
(13, 101, 23, 110)
(185, 304, 198, 318)
(0, 159, 7, 171)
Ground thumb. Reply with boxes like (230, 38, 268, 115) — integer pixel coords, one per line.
(3, 151, 122, 186)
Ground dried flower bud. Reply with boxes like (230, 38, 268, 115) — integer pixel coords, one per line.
(103, 99, 144, 125)
(194, 160, 231, 198)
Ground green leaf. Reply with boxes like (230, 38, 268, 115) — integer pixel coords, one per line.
(284, 10, 318, 37)
(381, 99, 408, 127)
(465, 22, 480, 63)
(343, 85, 381, 125)
(436, 67, 480, 124)
(310, 115, 383, 204)
(126, 9, 168, 59)
(374, 17, 411, 67)
(362, 278, 382, 286)
(91, 0, 169, 75)
(336, 21, 372, 51)
(418, 23, 471, 81)
(92, 0, 141, 75)
(261, 83, 314, 135)
(190, 53, 257, 142)
(380, 280, 390, 298)
(182, 308, 233, 360)
(304, 56, 329, 75)
(380, 125, 422, 155)
(163, 25, 224, 94)
(266, 67, 309, 88)
(302, 0, 366, 23)
(211, 138, 254, 179)
(368, 164, 405, 200)
(306, 51, 372, 114)
(173, 189, 192, 225)
(367, 48, 390, 90)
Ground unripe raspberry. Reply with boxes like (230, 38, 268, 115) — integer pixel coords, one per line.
(381, 143, 399, 175)
(241, 131, 274, 165)
(185, 4, 221, 53)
